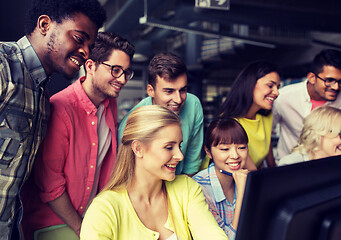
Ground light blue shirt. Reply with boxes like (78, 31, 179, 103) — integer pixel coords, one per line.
(193, 163, 237, 240)
(118, 93, 204, 174)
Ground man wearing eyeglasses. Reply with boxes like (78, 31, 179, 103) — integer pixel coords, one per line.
(273, 49, 341, 164)
(20, 32, 135, 240)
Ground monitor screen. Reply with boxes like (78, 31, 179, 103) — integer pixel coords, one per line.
(235, 155, 341, 240)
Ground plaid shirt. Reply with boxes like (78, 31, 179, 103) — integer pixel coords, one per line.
(0, 36, 49, 238)
(193, 163, 237, 240)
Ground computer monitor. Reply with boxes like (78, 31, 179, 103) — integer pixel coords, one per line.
(236, 155, 341, 240)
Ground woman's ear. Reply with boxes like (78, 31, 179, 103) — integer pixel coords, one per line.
(204, 146, 213, 159)
(131, 140, 143, 158)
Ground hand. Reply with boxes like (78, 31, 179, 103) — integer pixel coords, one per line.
(232, 169, 249, 193)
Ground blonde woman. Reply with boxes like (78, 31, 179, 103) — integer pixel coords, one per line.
(278, 106, 341, 166)
(80, 105, 227, 240)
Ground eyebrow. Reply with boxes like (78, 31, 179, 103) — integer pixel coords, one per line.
(164, 140, 183, 146)
(163, 88, 176, 91)
(163, 85, 188, 91)
(270, 80, 280, 86)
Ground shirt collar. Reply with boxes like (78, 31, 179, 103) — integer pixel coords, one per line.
(74, 76, 98, 114)
(208, 163, 227, 203)
(301, 79, 312, 102)
(17, 36, 48, 87)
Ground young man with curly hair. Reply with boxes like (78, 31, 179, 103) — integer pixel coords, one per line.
(0, 0, 106, 239)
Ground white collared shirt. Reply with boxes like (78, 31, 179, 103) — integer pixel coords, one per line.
(272, 79, 341, 162)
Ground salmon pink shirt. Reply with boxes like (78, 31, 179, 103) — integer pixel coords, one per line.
(21, 77, 117, 240)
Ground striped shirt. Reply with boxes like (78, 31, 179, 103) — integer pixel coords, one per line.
(193, 163, 237, 240)
(0, 36, 49, 237)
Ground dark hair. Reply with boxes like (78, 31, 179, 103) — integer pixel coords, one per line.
(310, 49, 341, 74)
(25, 0, 107, 35)
(148, 52, 187, 88)
(219, 60, 278, 118)
(90, 32, 135, 63)
(205, 118, 248, 153)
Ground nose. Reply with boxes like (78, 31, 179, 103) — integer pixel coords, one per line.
(331, 82, 340, 91)
(174, 147, 184, 162)
(173, 91, 182, 104)
(117, 74, 127, 85)
(229, 147, 239, 159)
(273, 86, 279, 96)
(79, 44, 90, 60)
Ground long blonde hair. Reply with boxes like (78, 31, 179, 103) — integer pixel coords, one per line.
(103, 105, 181, 191)
(293, 106, 341, 158)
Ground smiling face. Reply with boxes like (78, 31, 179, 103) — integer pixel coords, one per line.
(83, 49, 131, 107)
(40, 12, 98, 79)
(140, 124, 183, 182)
(315, 134, 341, 159)
(307, 65, 341, 101)
(207, 143, 248, 174)
(147, 74, 187, 115)
(249, 72, 280, 115)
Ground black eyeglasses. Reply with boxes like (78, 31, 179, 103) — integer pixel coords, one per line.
(97, 61, 134, 80)
(313, 73, 341, 88)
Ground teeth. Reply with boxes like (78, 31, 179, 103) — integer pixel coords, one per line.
(70, 57, 80, 66)
(111, 83, 121, 90)
(166, 164, 176, 168)
(228, 162, 239, 167)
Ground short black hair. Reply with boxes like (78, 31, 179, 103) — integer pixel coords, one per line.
(148, 52, 187, 88)
(205, 117, 248, 153)
(310, 49, 341, 74)
(25, 0, 107, 35)
(90, 32, 135, 63)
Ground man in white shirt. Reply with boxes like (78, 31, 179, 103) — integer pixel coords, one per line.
(273, 49, 341, 163)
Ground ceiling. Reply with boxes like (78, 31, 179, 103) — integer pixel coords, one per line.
(100, 0, 341, 82)
(2, 0, 341, 85)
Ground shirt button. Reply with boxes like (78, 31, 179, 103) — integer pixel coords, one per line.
(91, 121, 95, 125)
(87, 112, 90, 115)
(80, 206, 83, 210)
(90, 165, 94, 168)
(87, 187, 90, 190)
(92, 142, 96, 146)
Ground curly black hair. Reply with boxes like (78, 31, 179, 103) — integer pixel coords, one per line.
(310, 49, 341, 75)
(25, 0, 107, 35)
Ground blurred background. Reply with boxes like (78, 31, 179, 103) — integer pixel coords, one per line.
(2, 0, 341, 125)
